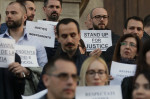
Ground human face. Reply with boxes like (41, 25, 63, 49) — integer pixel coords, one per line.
(5, 3, 27, 29)
(43, 0, 62, 21)
(86, 60, 108, 86)
(124, 19, 144, 39)
(132, 74, 150, 99)
(91, 8, 108, 30)
(44, 60, 77, 99)
(146, 50, 150, 65)
(58, 22, 80, 56)
(25, 1, 36, 21)
(120, 37, 137, 59)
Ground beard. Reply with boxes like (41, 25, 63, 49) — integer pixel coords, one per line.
(93, 22, 106, 30)
(6, 17, 23, 29)
(27, 15, 34, 21)
(64, 43, 77, 55)
(48, 11, 59, 21)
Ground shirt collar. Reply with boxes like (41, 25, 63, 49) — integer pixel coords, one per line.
(3, 29, 28, 40)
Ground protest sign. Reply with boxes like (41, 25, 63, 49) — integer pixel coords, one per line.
(26, 21, 55, 47)
(81, 30, 112, 51)
(22, 89, 48, 99)
(15, 45, 39, 67)
(0, 38, 15, 68)
(110, 61, 136, 85)
(76, 85, 122, 99)
(37, 20, 58, 26)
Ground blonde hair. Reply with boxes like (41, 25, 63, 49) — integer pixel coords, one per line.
(79, 56, 109, 86)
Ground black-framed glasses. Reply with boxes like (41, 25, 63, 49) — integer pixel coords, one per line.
(92, 15, 109, 21)
(47, 73, 79, 82)
(86, 70, 106, 77)
(120, 42, 137, 47)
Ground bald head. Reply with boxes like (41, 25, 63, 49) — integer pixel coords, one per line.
(90, 8, 109, 30)
(85, 13, 93, 29)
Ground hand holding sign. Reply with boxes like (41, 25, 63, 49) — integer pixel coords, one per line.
(8, 62, 30, 78)
(89, 48, 102, 56)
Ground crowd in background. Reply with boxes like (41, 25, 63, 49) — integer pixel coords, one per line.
(0, 0, 150, 99)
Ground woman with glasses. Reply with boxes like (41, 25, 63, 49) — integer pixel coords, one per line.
(79, 56, 109, 86)
(112, 33, 141, 64)
(112, 34, 142, 99)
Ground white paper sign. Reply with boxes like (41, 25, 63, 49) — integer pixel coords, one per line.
(76, 85, 122, 99)
(81, 30, 112, 51)
(26, 21, 55, 47)
(38, 20, 58, 26)
(15, 45, 39, 67)
(22, 89, 48, 99)
(110, 61, 136, 85)
(0, 38, 15, 68)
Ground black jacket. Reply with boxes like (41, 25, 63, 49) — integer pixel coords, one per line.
(0, 54, 25, 99)
(37, 47, 87, 92)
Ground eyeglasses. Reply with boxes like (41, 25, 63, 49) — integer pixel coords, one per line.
(92, 15, 109, 21)
(120, 42, 137, 47)
(47, 73, 79, 82)
(86, 70, 106, 77)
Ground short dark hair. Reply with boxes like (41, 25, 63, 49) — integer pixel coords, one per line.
(16, 0, 34, 3)
(44, 56, 75, 74)
(56, 18, 80, 36)
(124, 16, 144, 29)
(133, 69, 150, 87)
(144, 14, 150, 27)
(113, 33, 142, 62)
(8, 1, 27, 14)
(44, 0, 62, 7)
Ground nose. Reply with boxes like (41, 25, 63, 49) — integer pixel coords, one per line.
(67, 76, 75, 86)
(136, 87, 144, 95)
(94, 73, 100, 79)
(66, 36, 72, 43)
(32, 10, 35, 15)
(133, 28, 139, 34)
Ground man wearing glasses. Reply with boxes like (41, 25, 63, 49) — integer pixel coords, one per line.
(90, 7, 120, 46)
(41, 56, 78, 99)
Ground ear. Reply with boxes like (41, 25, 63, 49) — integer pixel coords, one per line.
(123, 28, 127, 34)
(43, 7, 46, 14)
(42, 74, 50, 87)
(23, 14, 27, 22)
(78, 32, 81, 40)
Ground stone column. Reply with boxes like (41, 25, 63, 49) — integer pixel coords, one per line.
(61, 0, 81, 22)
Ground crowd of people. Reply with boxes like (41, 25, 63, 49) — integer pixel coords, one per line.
(0, 0, 150, 99)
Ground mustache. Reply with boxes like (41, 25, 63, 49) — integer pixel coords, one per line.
(65, 43, 75, 46)
(51, 11, 58, 15)
(98, 22, 105, 25)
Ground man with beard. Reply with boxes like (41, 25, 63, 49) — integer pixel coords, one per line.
(43, 0, 62, 60)
(37, 18, 87, 92)
(17, 0, 36, 21)
(0, 1, 48, 96)
(0, 0, 36, 34)
(90, 8, 120, 61)
(43, 0, 62, 22)
(90, 7, 120, 46)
